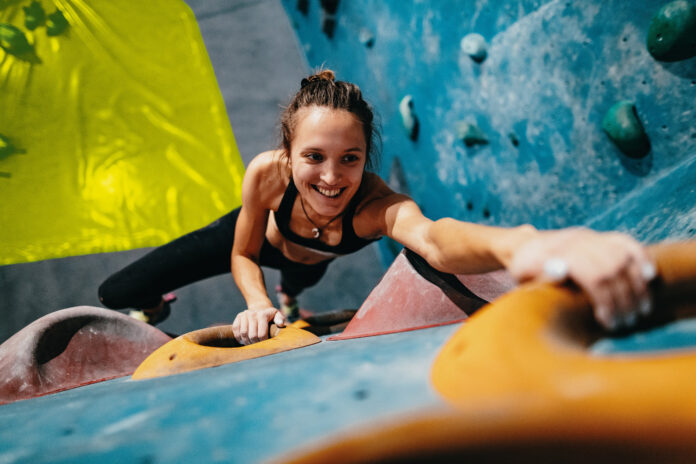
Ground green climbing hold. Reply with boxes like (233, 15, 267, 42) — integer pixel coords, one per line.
(0, 23, 34, 56)
(23, 1, 46, 31)
(646, 0, 696, 61)
(46, 9, 69, 37)
(602, 101, 651, 158)
(457, 122, 488, 147)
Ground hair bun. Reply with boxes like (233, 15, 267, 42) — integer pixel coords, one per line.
(300, 69, 336, 88)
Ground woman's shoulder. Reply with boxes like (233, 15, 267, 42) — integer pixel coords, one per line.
(243, 150, 290, 209)
(356, 172, 408, 211)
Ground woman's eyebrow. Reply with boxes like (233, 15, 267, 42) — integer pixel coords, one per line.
(302, 146, 363, 153)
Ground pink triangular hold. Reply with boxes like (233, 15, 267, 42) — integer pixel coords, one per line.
(329, 249, 515, 340)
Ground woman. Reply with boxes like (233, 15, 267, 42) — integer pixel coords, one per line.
(99, 70, 655, 345)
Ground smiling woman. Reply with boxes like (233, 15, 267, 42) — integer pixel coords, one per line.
(98, 69, 658, 346)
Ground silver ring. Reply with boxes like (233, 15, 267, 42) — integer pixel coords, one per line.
(543, 258, 569, 282)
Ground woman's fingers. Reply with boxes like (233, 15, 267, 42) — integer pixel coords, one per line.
(251, 314, 269, 344)
(239, 313, 250, 345)
(511, 228, 656, 331)
(232, 308, 281, 345)
(273, 310, 287, 327)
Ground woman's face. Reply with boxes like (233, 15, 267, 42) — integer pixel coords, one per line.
(289, 106, 367, 218)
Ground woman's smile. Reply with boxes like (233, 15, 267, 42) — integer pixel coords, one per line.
(312, 185, 346, 198)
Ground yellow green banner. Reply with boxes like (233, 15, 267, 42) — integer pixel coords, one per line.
(0, 0, 245, 265)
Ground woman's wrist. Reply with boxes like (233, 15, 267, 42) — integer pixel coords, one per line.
(246, 299, 275, 311)
(497, 224, 539, 269)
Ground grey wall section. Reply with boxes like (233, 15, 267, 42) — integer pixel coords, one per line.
(0, 0, 384, 343)
(282, 0, 696, 264)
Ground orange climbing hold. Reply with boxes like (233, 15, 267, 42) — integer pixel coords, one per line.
(132, 323, 321, 380)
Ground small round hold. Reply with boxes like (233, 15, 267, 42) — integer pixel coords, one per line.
(296, 0, 309, 15)
(646, 0, 696, 61)
(601, 101, 651, 158)
(460, 33, 488, 63)
(508, 132, 520, 147)
(322, 14, 336, 39)
(359, 28, 375, 48)
(457, 122, 488, 147)
(399, 95, 419, 141)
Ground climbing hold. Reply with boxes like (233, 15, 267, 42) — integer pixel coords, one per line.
(296, 0, 309, 16)
(388, 157, 410, 195)
(508, 132, 520, 147)
(399, 95, 419, 141)
(0, 23, 34, 57)
(320, 0, 340, 14)
(359, 28, 375, 48)
(0, 306, 172, 405)
(46, 9, 69, 37)
(23, 1, 46, 31)
(602, 101, 651, 158)
(460, 33, 488, 63)
(457, 122, 488, 147)
(320, 0, 339, 38)
(646, 0, 696, 61)
(322, 15, 336, 38)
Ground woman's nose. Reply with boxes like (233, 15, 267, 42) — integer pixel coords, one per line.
(320, 164, 341, 184)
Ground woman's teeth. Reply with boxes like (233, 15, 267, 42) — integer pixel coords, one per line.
(314, 185, 343, 198)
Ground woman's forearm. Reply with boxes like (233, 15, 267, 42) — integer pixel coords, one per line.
(426, 219, 539, 274)
(231, 253, 274, 310)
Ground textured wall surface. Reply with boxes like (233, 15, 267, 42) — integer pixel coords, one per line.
(283, 0, 696, 263)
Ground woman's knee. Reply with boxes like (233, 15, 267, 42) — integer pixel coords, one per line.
(98, 276, 121, 309)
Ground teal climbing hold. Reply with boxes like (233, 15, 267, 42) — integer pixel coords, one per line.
(296, 0, 309, 16)
(460, 33, 488, 63)
(646, 0, 696, 61)
(23, 1, 46, 31)
(508, 132, 520, 147)
(359, 28, 375, 48)
(457, 122, 488, 147)
(602, 101, 651, 158)
(399, 95, 419, 141)
(0, 23, 34, 57)
(46, 9, 69, 37)
(320, 0, 338, 38)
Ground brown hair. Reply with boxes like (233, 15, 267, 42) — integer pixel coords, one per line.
(279, 69, 380, 171)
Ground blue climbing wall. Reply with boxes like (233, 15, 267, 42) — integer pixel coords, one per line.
(282, 0, 696, 264)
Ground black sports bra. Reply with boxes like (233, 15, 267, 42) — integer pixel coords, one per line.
(273, 178, 379, 255)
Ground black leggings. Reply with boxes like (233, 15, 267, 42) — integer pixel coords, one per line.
(98, 207, 332, 309)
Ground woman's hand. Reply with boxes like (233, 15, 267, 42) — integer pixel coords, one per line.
(508, 228, 656, 331)
(231, 307, 287, 345)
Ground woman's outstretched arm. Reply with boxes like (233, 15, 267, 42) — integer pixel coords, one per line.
(365, 182, 654, 331)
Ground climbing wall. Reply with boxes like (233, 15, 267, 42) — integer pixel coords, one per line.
(282, 0, 696, 264)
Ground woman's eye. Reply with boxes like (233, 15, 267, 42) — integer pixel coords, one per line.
(306, 153, 323, 161)
(343, 155, 359, 163)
